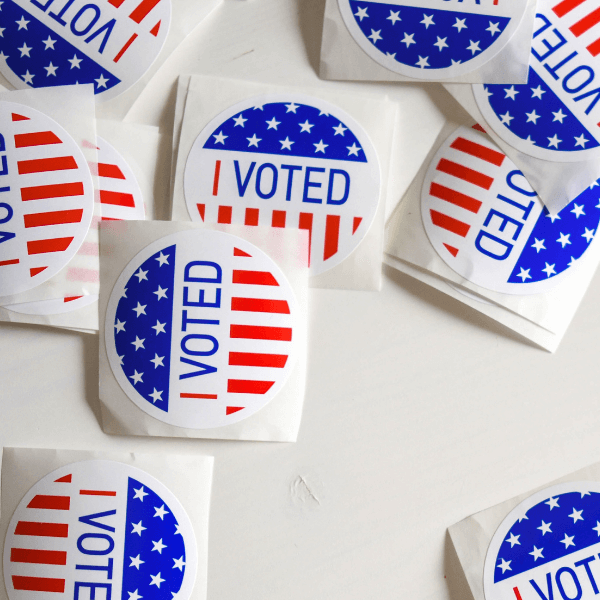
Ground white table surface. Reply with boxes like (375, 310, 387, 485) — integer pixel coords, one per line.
(3, 1, 600, 599)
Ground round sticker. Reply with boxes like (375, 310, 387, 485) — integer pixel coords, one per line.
(421, 125, 600, 295)
(0, 0, 171, 102)
(474, 0, 600, 162)
(0, 101, 94, 297)
(3, 459, 197, 600)
(337, 0, 528, 80)
(484, 481, 600, 600)
(105, 229, 299, 429)
(183, 93, 381, 277)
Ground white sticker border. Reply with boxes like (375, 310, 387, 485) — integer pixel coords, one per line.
(4, 293, 98, 315)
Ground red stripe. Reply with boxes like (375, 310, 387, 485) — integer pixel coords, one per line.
(323, 214, 340, 261)
(30, 266, 47, 277)
(444, 243, 459, 257)
(80, 490, 117, 496)
(98, 163, 125, 179)
(12, 576, 65, 593)
(0, 258, 19, 266)
(245, 207, 259, 226)
(197, 204, 205, 221)
(231, 297, 290, 314)
(553, 0, 587, 16)
(230, 324, 292, 341)
(234, 247, 251, 257)
(229, 352, 288, 368)
(430, 210, 470, 237)
(27, 495, 70, 510)
(12, 113, 29, 121)
(218, 205, 232, 224)
(352, 216, 362, 234)
(64, 296, 83, 302)
(150, 20, 161, 35)
(114, 33, 138, 62)
(129, 0, 161, 23)
(436, 159, 494, 190)
(55, 474, 71, 483)
(108, 0, 126, 6)
(213, 160, 221, 196)
(227, 380, 275, 394)
(11, 548, 67, 565)
(24, 209, 83, 228)
(18, 156, 78, 175)
(14, 131, 62, 148)
(570, 6, 600, 36)
(472, 124, 487, 133)
(100, 190, 135, 207)
(27, 237, 73, 255)
(272, 210, 286, 227)
(180, 393, 218, 399)
(15, 522, 68, 538)
(514, 588, 523, 600)
(450, 137, 505, 166)
(429, 182, 482, 214)
(588, 37, 600, 56)
(232, 270, 279, 286)
(21, 182, 84, 201)
(299, 212, 313, 266)
(226, 406, 244, 415)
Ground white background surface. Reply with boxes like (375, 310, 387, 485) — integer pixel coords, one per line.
(2, 1, 600, 599)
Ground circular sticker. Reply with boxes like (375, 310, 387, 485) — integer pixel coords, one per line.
(421, 125, 600, 295)
(183, 93, 381, 277)
(105, 229, 299, 429)
(337, 0, 528, 80)
(484, 481, 600, 600)
(0, 0, 171, 102)
(0, 101, 94, 297)
(3, 459, 197, 600)
(474, 1, 600, 162)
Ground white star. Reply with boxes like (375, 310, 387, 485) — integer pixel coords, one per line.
(155, 251, 169, 266)
(483, 86, 492, 98)
(542, 263, 556, 278)
(582, 228, 595, 243)
(134, 268, 148, 283)
(0, 27, 5, 37)
(347, 143, 361, 156)
(516, 268, 531, 282)
(385, 52, 396, 59)
(581, 491, 591, 498)
(531, 85, 545, 100)
(591, 180, 599, 189)
(571, 204, 585, 218)
(594, 521, 600, 536)
(387, 10, 400, 25)
(547, 212, 561, 223)
(152, 320, 166, 335)
(154, 505, 169, 520)
(68, 55, 82, 69)
(487, 21, 500, 36)
(129, 555, 144, 569)
(266, 117, 280, 130)
(526, 110, 540, 124)
(314, 140, 328, 153)
(354, 6, 368, 21)
(525, 135, 536, 144)
(434, 36, 448, 51)
(368, 29, 382, 44)
(213, 131, 227, 144)
(453, 17, 467, 32)
(253, 103, 264, 111)
(152, 539, 167, 554)
(285, 102, 299, 113)
(247, 134, 261, 147)
(18, 43, 31, 57)
(557, 232, 571, 248)
(133, 486, 148, 501)
(497, 559, 512, 573)
(131, 520, 146, 536)
(538, 521, 552, 535)
(546, 497, 560, 510)
(530, 546, 544, 561)
(175, 523, 183, 535)
(504, 86, 519, 100)
(149, 388, 163, 403)
(233, 114, 247, 127)
(16, 16, 29, 29)
(173, 556, 186, 571)
(131, 336, 145, 351)
(575, 134, 589, 148)
(401, 33, 416, 48)
(299, 120, 313, 133)
(150, 573, 165, 588)
(569, 508, 583, 523)
(127, 591, 142, 600)
(95, 74, 109, 89)
(115, 319, 126, 333)
(552, 109, 567, 123)
(130, 370, 143, 385)
(44, 62, 58, 76)
(569, 256, 577, 267)
(500, 112, 514, 126)
(132, 302, 147, 317)
(154, 285, 168, 300)
(560, 534, 575, 549)
(421, 14, 435, 28)
(466, 40, 481, 55)
(532, 238, 546, 252)
(506, 533, 520, 547)
(118, 355, 124, 366)
(548, 134, 562, 148)
(280, 137, 294, 150)
(333, 123, 347, 136)
(42, 36, 56, 50)
(416, 55, 430, 68)
(0, 51, 8, 61)
(150, 354, 164, 369)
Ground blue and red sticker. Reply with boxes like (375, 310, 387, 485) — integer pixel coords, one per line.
(421, 125, 600, 294)
(474, 0, 600, 162)
(0, 0, 170, 101)
(337, 0, 528, 80)
(484, 481, 600, 600)
(105, 229, 300, 429)
(183, 94, 381, 277)
(3, 459, 197, 600)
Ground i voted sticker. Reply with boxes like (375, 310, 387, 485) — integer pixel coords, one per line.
(421, 125, 600, 295)
(183, 94, 381, 277)
(3, 459, 197, 599)
(474, 0, 600, 162)
(484, 481, 600, 600)
(105, 229, 299, 429)
(0, 0, 170, 101)
(0, 101, 94, 298)
(338, 0, 528, 80)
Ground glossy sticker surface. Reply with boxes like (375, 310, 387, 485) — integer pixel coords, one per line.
(4, 293, 97, 314)
(421, 125, 600, 294)
(0, 101, 94, 297)
(105, 229, 299, 429)
(484, 481, 600, 600)
(0, 0, 170, 101)
(474, 0, 600, 162)
(183, 94, 381, 277)
(3, 459, 197, 600)
(338, 0, 528, 80)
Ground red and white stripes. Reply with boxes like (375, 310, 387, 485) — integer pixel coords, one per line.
(553, 0, 600, 57)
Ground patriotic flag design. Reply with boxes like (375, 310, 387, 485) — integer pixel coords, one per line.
(0, 101, 94, 298)
(0, 0, 170, 100)
(106, 229, 299, 429)
(184, 97, 381, 277)
(3, 460, 196, 600)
